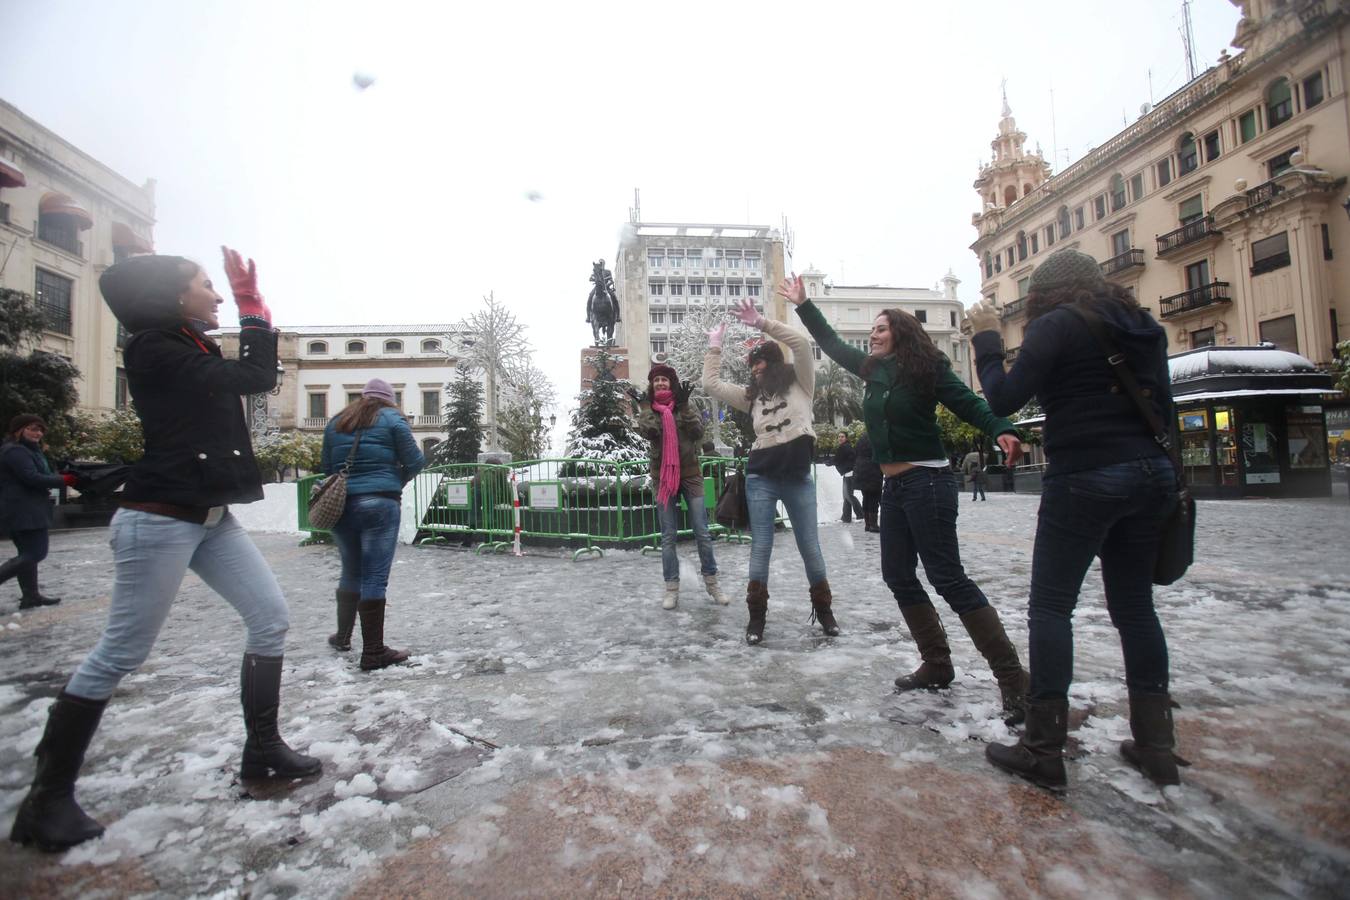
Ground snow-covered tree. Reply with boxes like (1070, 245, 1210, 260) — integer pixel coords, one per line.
(563, 346, 646, 467)
(666, 301, 761, 447)
(447, 292, 532, 451)
(436, 369, 484, 464)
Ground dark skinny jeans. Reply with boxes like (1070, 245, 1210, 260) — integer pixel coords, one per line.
(880, 467, 989, 615)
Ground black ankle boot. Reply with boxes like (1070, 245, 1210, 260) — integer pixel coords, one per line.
(239, 654, 322, 780)
(17, 566, 60, 609)
(986, 698, 1069, 791)
(9, 691, 108, 851)
(808, 580, 840, 636)
(328, 589, 358, 651)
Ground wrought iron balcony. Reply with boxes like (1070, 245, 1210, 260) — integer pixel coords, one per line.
(1245, 179, 1285, 210)
(1101, 248, 1145, 276)
(1156, 216, 1220, 256)
(1160, 281, 1232, 319)
(1000, 298, 1026, 319)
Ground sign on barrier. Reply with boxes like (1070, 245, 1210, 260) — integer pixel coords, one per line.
(443, 479, 472, 509)
(528, 482, 562, 510)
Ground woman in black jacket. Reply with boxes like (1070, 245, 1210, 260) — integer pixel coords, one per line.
(852, 432, 883, 533)
(9, 250, 321, 853)
(0, 415, 78, 608)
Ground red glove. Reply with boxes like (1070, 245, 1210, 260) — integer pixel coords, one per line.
(221, 246, 272, 325)
(62, 473, 78, 488)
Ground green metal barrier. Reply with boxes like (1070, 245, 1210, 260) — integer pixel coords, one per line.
(295, 473, 332, 545)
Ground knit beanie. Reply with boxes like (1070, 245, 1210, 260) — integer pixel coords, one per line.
(362, 378, 397, 405)
(647, 363, 680, 396)
(747, 341, 784, 368)
(7, 414, 47, 437)
(1028, 248, 1107, 293)
(99, 254, 197, 333)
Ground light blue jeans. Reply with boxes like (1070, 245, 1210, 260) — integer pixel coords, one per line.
(745, 471, 827, 587)
(657, 475, 718, 583)
(66, 508, 289, 700)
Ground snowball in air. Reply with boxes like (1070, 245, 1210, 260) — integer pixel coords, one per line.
(352, 72, 376, 91)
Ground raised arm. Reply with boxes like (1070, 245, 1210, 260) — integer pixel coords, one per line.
(701, 323, 751, 413)
(779, 275, 866, 376)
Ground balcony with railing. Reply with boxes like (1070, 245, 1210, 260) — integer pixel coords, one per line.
(301, 416, 328, 430)
(1101, 248, 1145, 277)
(1160, 281, 1231, 319)
(1245, 179, 1285, 210)
(415, 414, 445, 427)
(1156, 216, 1220, 256)
(1000, 298, 1027, 319)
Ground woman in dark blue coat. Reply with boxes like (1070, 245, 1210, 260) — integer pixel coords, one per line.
(321, 379, 425, 670)
(0, 415, 77, 608)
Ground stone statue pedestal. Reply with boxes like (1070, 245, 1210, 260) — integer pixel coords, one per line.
(580, 346, 629, 385)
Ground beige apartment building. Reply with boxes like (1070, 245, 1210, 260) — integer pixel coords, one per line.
(0, 98, 156, 415)
(971, 0, 1349, 367)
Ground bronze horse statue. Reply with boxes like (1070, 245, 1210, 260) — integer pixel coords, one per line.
(586, 259, 620, 347)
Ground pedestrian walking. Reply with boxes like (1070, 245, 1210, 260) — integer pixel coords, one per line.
(785, 274, 1029, 724)
(9, 249, 321, 853)
(0, 415, 78, 609)
(963, 449, 987, 501)
(321, 379, 426, 668)
(969, 247, 1184, 791)
(835, 433, 865, 523)
(702, 297, 838, 643)
(637, 364, 728, 610)
(854, 432, 883, 533)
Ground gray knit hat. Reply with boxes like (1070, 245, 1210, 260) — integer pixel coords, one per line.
(1028, 248, 1107, 293)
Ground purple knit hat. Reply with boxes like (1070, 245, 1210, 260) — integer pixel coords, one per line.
(362, 378, 397, 405)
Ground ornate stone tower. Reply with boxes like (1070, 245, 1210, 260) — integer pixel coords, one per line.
(972, 88, 1051, 215)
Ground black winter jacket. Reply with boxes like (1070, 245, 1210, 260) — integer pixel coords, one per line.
(0, 439, 64, 531)
(833, 442, 856, 475)
(852, 434, 883, 492)
(120, 325, 277, 507)
(972, 297, 1173, 478)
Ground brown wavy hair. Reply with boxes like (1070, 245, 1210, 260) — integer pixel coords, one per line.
(1027, 282, 1141, 322)
(333, 396, 396, 433)
(860, 309, 945, 399)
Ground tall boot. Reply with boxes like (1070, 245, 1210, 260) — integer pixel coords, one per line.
(985, 698, 1069, 791)
(808, 580, 840, 636)
(17, 565, 61, 609)
(239, 654, 322, 780)
(893, 603, 955, 691)
(0, 555, 25, 585)
(960, 606, 1029, 726)
(9, 691, 107, 851)
(357, 599, 410, 671)
(745, 580, 768, 645)
(1120, 690, 1182, 786)
(327, 589, 359, 651)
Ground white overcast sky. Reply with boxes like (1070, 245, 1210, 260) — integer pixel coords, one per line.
(3, 0, 1242, 411)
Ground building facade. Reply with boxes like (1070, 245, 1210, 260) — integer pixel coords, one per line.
(0, 98, 156, 416)
(971, 0, 1349, 369)
(612, 221, 787, 376)
(797, 268, 975, 386)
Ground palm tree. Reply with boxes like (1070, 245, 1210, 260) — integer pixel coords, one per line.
(813, 360, 863, 424)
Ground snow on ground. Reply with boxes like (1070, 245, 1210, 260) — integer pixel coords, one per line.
(1, 487, 1347, 897)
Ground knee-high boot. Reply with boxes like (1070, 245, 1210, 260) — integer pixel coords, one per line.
(959, 605, 1029, 726)
(9, 691, 107, 851)
(239, 654, 322, 780)
(894, 603, 955, 691)
(327, 589, 359, 651)
(745, 581, 768, 645)
(357, 599, 410, 671)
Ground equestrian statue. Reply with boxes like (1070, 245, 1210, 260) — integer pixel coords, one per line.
(586, 259, 620, 347)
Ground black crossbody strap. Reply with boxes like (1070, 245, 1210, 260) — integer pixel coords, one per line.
(340, 429, 364, 475)
(1066, 305, 1186, 485)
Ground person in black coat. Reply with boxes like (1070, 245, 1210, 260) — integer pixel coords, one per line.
(0, 415, 78, 608)
(833, 433, 864, 523)
(9, 250, 321, 854)
(852, 432, 883, 533)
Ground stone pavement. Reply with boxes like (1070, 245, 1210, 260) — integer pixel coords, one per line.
(1, 492, 1348, 898)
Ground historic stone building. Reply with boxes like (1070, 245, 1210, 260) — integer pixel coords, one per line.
(971, 0, 1349, 368)
(0, 98, 156, 415)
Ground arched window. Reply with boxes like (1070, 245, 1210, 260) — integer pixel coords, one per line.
(1016, 230, 1028, 262)
(1109, 173, 1127, 211)
(1003, 185, 1017, 206)
(307, 340, 328, 355)
(1022, 183, 1033, 197)
(1177, 133, 1198, 175)
(421, 438, 440, 456)
(346, 340, 366, 353)
(383, 339, 404, 353)
(420, 338, 441, 353)
(1266, 77, 1292, 127)
(1057, 205, 1071, 238)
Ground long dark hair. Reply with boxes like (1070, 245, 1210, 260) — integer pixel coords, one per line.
(333, 396, 395, 433)
(1027, 282, 1140, 322)
(861, 309, 945, 399)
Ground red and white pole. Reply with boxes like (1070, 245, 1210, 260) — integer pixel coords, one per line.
(511, 468, 523, 556)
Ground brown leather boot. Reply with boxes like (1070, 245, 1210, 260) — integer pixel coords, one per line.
(808, 580, 840, 636)
(986, 698, 1069, 791)
(328, 589, 359, 651)
(894, 603, 955, 691)
(960, 606, 1029, 726)
(1120, 691, 1184, 786)
(357, 600, 411, 671)
(745, 580, 768, 645)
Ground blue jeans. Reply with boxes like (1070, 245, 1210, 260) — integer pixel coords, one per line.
(880, 467, 988, 615)
(331, 494, 402, 601)
(1029, 458, 1178, 701)
(67, 509, 289, 700)
(745, 472, 827, 587)
(657, 475, 718, 583)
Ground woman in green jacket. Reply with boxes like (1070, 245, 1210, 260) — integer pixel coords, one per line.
(781, 275, 1029, 723)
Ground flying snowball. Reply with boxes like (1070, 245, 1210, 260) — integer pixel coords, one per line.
(524, 190, 543, 203)
(352, 72, 376, 91)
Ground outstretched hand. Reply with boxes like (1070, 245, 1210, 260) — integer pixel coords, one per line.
(707, 322, 726, 349)
(963, 300, 1000, 336)
(997, 432, 1023, 467)
(675, 382, 694, 409)
(734, 297, 762, 328)
(776, 274, 806, 306)
(221, 245, 271, 325)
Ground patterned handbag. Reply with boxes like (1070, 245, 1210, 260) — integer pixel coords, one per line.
(308, 429, 363, 529)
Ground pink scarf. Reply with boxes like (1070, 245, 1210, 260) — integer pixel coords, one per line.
(652, 390, 681, 506)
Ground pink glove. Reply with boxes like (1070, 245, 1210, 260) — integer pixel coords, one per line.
(221, 246, 272, 325)
(707, 323, 726, 349)
(734, 297, 762, 328)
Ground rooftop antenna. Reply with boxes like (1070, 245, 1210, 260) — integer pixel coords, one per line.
(1049, 83, 1059, 174)
(628, 187, 641, 223)
(1181, 0, 1198, 82)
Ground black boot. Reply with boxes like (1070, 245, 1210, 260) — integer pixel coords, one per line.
(986, 698, 1069, 791)
(0, 555, 25, 585)
(894, 604, 955, 691)
(239, 654, 322, 780)
(960, 606, 1029, 726)
(327, 589, 358, 651)
(745, 580, 768, 645)
(358, 600, 410, 671)
(808, 580, 840, 636)
(17, 565, 61, 609)
(1120, 690, 1183, 786)
(9, 691, 108, 851)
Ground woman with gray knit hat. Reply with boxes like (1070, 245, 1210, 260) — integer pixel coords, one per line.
(10, 249, 321, 853)
(967, 247, 1183, 791)
(320, 378, 425, 668)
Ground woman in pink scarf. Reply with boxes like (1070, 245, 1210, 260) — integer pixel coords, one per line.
(638, 365, 729, 610)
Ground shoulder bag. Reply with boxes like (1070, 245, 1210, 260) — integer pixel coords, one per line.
(714, 466, 750, 531)
(308, 429, 363, 530)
